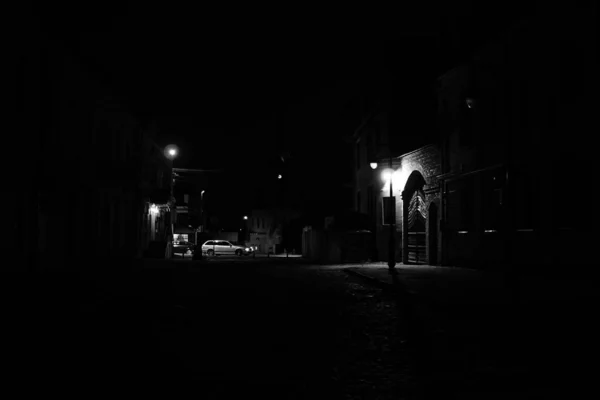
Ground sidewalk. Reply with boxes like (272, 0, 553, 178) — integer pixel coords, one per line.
(342, 262, 600, 397)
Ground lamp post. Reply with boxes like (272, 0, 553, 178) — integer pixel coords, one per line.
(387, 156, 396, 272)
(372, 159, 396, 272)
(165, 145, 179, 257)
(200, 189, 206, 233)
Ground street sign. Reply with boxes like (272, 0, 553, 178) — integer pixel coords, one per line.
(382, 196, 396, 225)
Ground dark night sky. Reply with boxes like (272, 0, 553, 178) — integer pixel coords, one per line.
(35, 1, 540, 224)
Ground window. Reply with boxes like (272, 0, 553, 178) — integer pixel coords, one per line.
(459, 102, 474, 146)
(482, 168, 506, 231)
(449, 176, 475, 231)
(559, 39, 584, 104)
(125, 140, 131, 161)
(367, 185, 374, 219)
(512, 167, 539, 230)
(366, 130, 373, 162)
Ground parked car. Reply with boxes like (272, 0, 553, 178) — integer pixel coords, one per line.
(201, 240, 253, 256)
(173, 240, 196, 255)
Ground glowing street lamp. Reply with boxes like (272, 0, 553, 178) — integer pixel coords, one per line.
(382, 169, 395, 183)
(164, 144, 179, 160)
(164, 144, 179, 254)
(370, 162, 378, 170)
(243, 216, 248, 220)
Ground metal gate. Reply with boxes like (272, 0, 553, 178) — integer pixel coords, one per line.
(408, 192, 427, 264)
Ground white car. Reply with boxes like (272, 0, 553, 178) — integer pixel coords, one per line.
(202, 240, 253, 256)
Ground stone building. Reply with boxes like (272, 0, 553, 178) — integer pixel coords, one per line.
(12, 18, 168, 270)
(353, 100, 442, 264)
(436, 3, 598, 269)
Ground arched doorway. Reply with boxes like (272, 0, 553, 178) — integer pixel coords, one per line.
(428, 202, 438, 265)
(407, 190, 427, 264)
(403, 170, 427, 264)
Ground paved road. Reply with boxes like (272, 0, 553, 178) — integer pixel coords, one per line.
(7, 262, 417, 398)
(7, 260, 595, 398)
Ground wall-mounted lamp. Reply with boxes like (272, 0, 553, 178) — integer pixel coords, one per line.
(370, 162, 378, 170)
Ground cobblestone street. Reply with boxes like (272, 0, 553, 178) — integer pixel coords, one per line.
(7, 262, 418, 398)
(7, 260, 598, 398)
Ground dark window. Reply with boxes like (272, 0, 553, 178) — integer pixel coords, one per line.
(366, 130, 374, 162)
(512, 166, 539, 230)
(482, 168, 506, 230)
(367, 185, 374, 219)
(459, 102, 474, 146)
(125, 140, 131, 161)
(452, 176, 475, 231)
(559, 39, 584, 105)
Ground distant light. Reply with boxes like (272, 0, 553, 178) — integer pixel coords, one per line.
(370, 162, 378, 170)
(164, 144, 179, 160)
(278, 174, 282, 179)
(466, 98, 476, 109)
(243, 216, 248, 220)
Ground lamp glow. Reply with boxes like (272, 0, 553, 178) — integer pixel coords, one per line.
(382, 169, 393, 182)
(150, 204, 159, 215)
(164, 144, 179, 160)
(370, 162, 378, 170)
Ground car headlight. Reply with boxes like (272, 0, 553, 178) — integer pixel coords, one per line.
(245, 248, 250, 251)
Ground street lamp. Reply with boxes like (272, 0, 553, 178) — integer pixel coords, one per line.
(370, 162, 378, 170)
(164, 144, 179, 161)
(240, 215, 249, 243)
(165, 144, 179, 257)
(200, 190, 206, 233)
(379, 162, 396, 273)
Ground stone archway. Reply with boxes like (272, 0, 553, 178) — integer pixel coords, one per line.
(402, 171, 427, 264)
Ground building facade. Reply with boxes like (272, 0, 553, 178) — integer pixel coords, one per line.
(139, 130, 174, 258)
(246, 208, 301, 254)
(353, 97, 442, 264)
(436, 3, 598, 269)
(13, 24, 171, 270)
